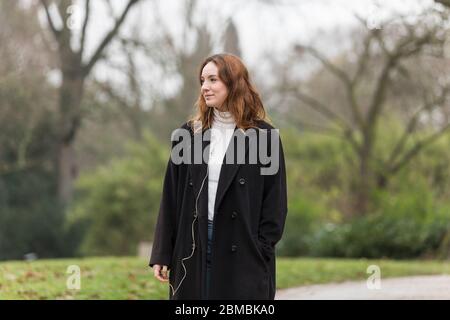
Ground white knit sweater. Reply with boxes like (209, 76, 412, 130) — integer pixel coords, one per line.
(208, 108, 236, 221)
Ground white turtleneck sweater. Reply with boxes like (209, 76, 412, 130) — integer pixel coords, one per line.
(208, 108, 236, 221)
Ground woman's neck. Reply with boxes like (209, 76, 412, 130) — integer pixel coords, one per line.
(212, 107, 235, 127)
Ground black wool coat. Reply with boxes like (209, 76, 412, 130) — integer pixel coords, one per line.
(149, 120, 288, 300)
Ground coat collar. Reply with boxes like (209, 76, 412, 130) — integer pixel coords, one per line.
(189, 125, 256, 217)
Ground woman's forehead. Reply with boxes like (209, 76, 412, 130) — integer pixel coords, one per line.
(201, 62, 218, 77)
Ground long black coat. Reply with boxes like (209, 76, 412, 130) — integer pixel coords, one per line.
(149, 120, 288, 300)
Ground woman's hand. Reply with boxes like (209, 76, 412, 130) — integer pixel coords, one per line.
(153, 264, 169, 282)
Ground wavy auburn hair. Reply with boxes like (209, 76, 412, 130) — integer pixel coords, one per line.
(188, 53, 271, 133)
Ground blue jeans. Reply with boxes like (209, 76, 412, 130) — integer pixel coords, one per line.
(206, 219, 213, 299)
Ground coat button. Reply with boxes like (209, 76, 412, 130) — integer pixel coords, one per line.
(189, 180, 193, 186)
(231, 245, 237, 252)
(239, 178, 245, 185)
(231, 211, 238, 219)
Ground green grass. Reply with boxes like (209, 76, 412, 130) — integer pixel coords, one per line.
(1, 256, 450, 299)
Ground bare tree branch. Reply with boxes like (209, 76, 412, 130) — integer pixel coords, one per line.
(291, 88, 348, 125)
(83, 0, 141, 76)
(351, 15, 386, 84)
(295, 43, 366, 129)
(389, 123, 450, 175)
(57, 0, 71, 34)
(125, 46, 142, 109)
(365, 26, 441, 134)
(386, 86, 450, 168)
(93, 78, 144, 140)
(40, 0, 61, 39)
(352, 32, 374, 85)
(295, 44, 351, 85)
(365, 59, 394, 132)
(290, 88, 361, 152)
(79, 0, 91, 57)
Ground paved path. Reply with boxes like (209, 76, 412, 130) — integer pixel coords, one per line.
(275, 275, 450, 300)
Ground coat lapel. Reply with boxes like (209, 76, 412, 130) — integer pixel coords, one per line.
(214, 127, 253, 215)
(189, 126, 256, 216)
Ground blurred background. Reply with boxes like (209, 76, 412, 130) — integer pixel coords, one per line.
(2, 0, 450, 264)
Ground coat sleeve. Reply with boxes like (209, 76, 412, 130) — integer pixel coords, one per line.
(258, 131, 288, 261)
(149, 144, 179, 269)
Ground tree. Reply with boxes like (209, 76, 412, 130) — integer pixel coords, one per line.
(39, 0, 141, 204)
(287, 9, 450, 215)
(92, 0, 245, 143)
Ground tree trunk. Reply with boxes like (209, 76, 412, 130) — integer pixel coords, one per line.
(354, 132, 373, 215)
(57, 67, 84, 204)
(58, 141, 77, 203)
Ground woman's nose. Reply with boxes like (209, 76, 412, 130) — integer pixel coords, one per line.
(201, 82, 210, 91)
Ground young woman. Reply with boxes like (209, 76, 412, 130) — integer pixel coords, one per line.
(150, 53, 288, 300)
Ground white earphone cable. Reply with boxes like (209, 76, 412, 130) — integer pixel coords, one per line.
(169, 166, 209, 297)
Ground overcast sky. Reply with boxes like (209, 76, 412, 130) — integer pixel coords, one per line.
(38, 0, 436, 101)
(150, 0, 434, 62)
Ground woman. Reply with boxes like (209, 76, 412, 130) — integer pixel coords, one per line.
(149, 53, 288, 300)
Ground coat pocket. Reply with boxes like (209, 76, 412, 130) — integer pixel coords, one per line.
(251, 235, 270, 273)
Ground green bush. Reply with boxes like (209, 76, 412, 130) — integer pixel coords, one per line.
(67, 131, 167, 256)
(278, 128, 350, 257)
(309, 183, 450, 259)
(277, 194, 329, 256)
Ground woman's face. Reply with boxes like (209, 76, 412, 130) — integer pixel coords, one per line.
(200, 62, 228, 110)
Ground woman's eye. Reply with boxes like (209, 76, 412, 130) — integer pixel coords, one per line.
(200, 78, 216, 84)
